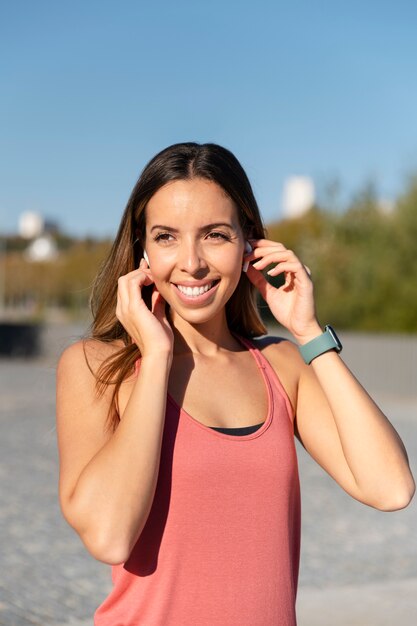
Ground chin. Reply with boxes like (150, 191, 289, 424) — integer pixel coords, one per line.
(169, 306, 222, 327)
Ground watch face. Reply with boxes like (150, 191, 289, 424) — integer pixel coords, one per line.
(325, 325, 342, 351)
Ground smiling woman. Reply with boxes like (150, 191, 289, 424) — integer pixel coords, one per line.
(56, 142, 414, 626)
(143, 178, 246, 326)
(83, 143, 267, 428)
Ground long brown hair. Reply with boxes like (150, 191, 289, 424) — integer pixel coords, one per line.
(87, 142, 267, 431)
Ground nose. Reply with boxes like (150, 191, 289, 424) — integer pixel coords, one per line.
(177, 239, 207, 274)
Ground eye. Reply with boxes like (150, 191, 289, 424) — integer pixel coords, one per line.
(154, 232, 174, 243)
(207, 231, 230, 241)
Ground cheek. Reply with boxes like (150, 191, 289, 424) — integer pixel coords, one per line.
(152, 266, 171, 287)
(220, 248, 246, 281)
(224, 248, 244, 273)
(147, 251, 174, 277)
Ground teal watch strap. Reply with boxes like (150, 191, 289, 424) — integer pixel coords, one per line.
(299, 325, 342, 365)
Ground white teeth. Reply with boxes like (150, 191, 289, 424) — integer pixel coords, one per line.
(177, 282, 214, 296)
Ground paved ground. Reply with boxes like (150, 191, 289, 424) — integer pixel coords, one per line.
(0, 341, 416, 625)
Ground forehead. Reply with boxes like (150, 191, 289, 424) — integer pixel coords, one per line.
(145, 179, 239, 225)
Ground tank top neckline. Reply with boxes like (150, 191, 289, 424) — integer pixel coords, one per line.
(166, 332, 274, 441)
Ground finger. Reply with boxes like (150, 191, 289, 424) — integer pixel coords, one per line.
(248, 238, 287, 250)
(118, 269, 153, 309)
(126, 269, 154, 292)
(151, 287, 166, 319)
(151, 287, 165, 314)
(116, 274, 131, 313)
(244, 245, 288, 261)
(122, 271, 154, 314)
(251, 249, 300, 269)
(245, 264, 279, 300)
(267, 263, 313, 290)
(124, 266, 154, 280)
(266, 261, 306, 277)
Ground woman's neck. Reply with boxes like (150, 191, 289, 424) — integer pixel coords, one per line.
(170, 313, 239, 357)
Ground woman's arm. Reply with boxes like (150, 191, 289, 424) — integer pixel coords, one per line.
(288, 335, 414, 510)
(57, 260, 174, 565)
(245, 239, 415, 511)
(57, 341, 172, 565)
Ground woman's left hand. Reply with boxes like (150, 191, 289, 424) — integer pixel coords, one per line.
(244, 238, 321, 342)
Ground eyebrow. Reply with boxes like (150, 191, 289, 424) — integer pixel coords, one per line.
(150, 222, 237, 233)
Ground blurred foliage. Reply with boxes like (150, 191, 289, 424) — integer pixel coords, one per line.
(263, 176, 417, 332)
(1, 174, 417, 331)
(0, 237, 112, 320)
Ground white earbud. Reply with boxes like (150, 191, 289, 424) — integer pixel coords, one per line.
(242, 241, 252, 273)
(143, 250, 150, 266)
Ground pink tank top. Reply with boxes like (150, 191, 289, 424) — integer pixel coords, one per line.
(94, 334, 301, 626)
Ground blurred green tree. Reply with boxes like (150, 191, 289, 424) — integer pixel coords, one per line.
(260, 177, 417, 333)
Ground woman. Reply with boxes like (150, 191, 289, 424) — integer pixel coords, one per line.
(56, 142, 414, 625)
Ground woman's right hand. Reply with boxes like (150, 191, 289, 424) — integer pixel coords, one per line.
(116, 258, 174, 360)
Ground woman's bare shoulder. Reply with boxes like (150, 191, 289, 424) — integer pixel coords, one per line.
(56, 339, 125, 463)
(251, 334, 304, 410)
(57, 337, 124, 379)
(252, 334, 301, 360)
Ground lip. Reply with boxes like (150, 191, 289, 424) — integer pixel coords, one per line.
(172, 280, 220, 305)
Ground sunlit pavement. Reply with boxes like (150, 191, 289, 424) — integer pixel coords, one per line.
(0, 353, 416, 625)
(297, 578, 417, 625)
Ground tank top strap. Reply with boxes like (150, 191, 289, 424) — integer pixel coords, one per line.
(232, 332, 295, 422)
(231, 332, 267, 370)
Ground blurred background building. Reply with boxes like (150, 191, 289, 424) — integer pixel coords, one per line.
(282, 176, 316, 219)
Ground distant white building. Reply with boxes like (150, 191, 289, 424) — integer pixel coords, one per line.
(282, 176, 316, 219)
(25, 235, 58, 262)
(18, 212, 44, 239)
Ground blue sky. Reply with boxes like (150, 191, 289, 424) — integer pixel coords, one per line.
(1, 0, 417, 237)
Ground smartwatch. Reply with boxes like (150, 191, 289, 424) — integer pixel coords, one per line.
(299, 325, 342, 365)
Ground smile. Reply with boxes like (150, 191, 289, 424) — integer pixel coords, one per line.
(172, 280, 220, 303)
(175, 280, 218, 297)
